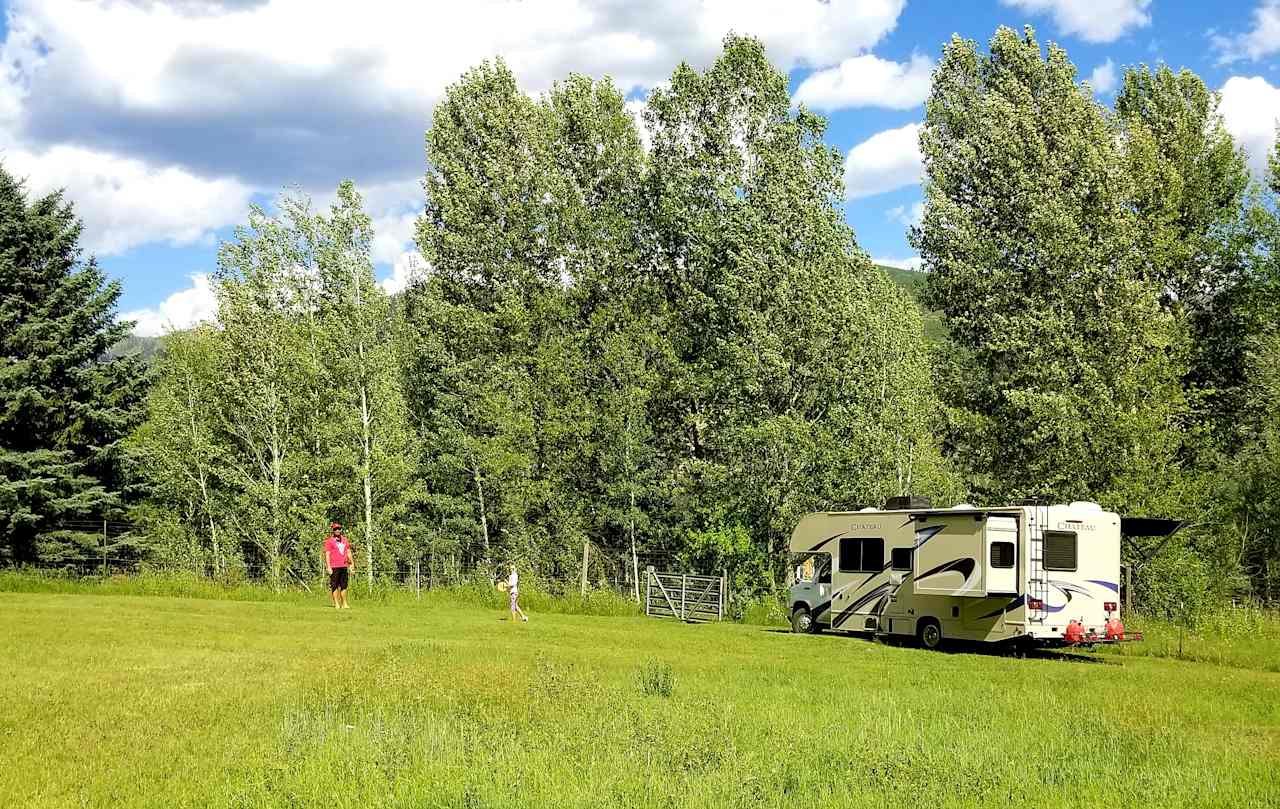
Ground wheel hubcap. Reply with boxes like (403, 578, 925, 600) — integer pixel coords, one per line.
(924, 626, 940, 646)
(797, 613, 811, 631)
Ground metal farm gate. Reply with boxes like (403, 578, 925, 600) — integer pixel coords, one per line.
(644, 566, 726, 622)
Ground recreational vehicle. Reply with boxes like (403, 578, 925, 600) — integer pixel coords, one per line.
(787, 498, 1170, 649)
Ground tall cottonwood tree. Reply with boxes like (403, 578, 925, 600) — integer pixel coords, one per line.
(318, 182, 417, 585)
(0, 166, 148, 563)
(214, 218, 319, 587)
(409, 37, 954, 590)
(914, 27, 1186, 509)
(1116, 65, 1253, 450)
(128, 326, 228, 573)
(645, 37, 955, 570)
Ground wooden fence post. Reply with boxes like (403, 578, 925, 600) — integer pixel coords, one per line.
(580, 540, 590, 596)
(718, 572, 724, 621)
(1124, 564, 1133, 617)
(415, 558, 421, 599)
(681, 574, 687, 621)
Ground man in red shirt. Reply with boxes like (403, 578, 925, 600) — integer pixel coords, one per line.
(324, 523, 354, 609)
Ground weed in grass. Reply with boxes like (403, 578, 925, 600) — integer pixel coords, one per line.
(636, 658, 675, 697)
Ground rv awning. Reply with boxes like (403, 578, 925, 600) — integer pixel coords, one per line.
(1120, 517, 1183, 538)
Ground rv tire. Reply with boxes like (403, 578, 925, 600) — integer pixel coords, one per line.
(791, 606, 813, 634)
(917, 618, 943, 650)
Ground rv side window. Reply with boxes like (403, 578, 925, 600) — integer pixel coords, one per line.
(1044, 531, 1077, 571)
(990, 541, 1014, 568)
(891, 547, 912, 570)
(838, 538, 884, 573)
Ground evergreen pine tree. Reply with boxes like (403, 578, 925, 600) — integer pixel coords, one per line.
(0, 166, 148, 564)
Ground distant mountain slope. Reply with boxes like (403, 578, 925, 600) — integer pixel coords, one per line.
(106, 334, 163, 362)
(874, 264, 946, 344)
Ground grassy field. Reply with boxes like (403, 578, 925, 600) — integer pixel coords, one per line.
(3, 587, 1277, 808)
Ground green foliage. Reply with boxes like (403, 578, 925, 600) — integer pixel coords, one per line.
(0, 165, 149, 564)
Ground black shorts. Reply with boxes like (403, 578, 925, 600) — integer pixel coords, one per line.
(329, 567, 349, 591)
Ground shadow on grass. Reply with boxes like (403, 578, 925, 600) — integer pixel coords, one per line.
(763, 627, 1119, 664)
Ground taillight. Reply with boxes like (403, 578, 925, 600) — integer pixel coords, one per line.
(1028, 598, 1044, 610)
(1104, 601, 1117, 612)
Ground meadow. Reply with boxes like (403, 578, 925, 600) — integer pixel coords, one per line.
(2, 576, 1277, 808)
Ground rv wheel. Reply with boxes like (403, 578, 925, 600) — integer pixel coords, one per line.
(917, 618, 943, 650)
(791, 606, 812, 634)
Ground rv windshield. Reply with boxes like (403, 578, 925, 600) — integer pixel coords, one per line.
(790, 552, 832, 584)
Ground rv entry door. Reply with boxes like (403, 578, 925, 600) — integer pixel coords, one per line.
(985, 515, 1017, 594)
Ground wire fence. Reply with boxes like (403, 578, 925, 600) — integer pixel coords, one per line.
(7, 519, 700, 600)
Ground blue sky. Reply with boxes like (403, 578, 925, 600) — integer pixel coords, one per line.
(3, 1, 1280, 334)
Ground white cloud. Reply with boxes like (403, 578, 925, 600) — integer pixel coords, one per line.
(843, 123, 922, 199)
(1218, 75, 1280, 176)
(121, 273, 218, 337)
(1, 0, 910, 301)
(2, 144, 252, 255)
(873, 256, 924, 272)
(370, 210, 420, 267)
(625, 99, 653, 152)
(380, 251, 426, 295)
(999, 0, 1151, 43)
(1212, 1, 1280, 63)
(1088, 59, 1118, 95)
(886, 201, 925, 227)
(794, 53, 933, 111)
(3, 0, 906, 188)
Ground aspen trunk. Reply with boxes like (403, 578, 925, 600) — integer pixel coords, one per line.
(361, 382, 374, 588)
(472, 460, 490, 557)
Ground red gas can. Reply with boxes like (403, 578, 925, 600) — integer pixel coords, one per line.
(1065, 620, 1085, 644)
(1105, 617, 1124, 640)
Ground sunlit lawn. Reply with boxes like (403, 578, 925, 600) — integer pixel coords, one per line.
(3, 590, 1277, 808)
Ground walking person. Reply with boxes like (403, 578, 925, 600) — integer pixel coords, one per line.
(506, 563, 528, 623)
(324, 522, 354, 609)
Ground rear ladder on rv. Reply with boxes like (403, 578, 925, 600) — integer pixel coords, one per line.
(1028, 503, 1049, 625)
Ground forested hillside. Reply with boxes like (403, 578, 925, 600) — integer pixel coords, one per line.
(3, 28, 1278, 614)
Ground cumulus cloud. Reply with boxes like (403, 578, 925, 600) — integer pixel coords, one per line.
(843, 123, 923, 199)
(1212, 1, 1280, 63)
(2, 144, 253, 255)
(886, 201, 925, 228)
(1088, 59, 1118, 95)
(1218, 75, 1280, 176)
(1, 0, 912, 303)
(380, 251, 426, 295)
(793, 53, 933, 111)
(873, 256, 924, 272)
(999, 0, 1151, 43)
(121, 273, 218, 337)
(3, 0, 906, 190)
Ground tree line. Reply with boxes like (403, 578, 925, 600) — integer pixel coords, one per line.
(2, 29, 1278, 613)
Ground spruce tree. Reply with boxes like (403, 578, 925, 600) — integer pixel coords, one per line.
(0, 166, 148, 564)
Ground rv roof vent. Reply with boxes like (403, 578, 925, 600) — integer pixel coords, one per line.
(1069, 501, 1102, 511)
(953, 503, 975, 510)
(859, 506, 878, 512)
(884, 495, 932, 510)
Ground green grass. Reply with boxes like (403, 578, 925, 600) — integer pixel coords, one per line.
(3, 588, 1277, 808)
